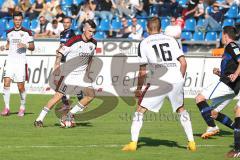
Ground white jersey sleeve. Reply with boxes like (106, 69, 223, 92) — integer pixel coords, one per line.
(58, 45, 71, 56)
(171, 39, 184, 59)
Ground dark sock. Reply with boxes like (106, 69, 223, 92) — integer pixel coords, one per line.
(197, 101, 216, 127)
(215, 113, 234, 130)
(77, 91, 84, 101)
(234, 117, 240, 151)
(62, 95, 69, 105)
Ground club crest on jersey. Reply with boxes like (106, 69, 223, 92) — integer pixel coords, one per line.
(89, 46, 93, 50)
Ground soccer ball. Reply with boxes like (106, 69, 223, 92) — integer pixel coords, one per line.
(60, 119, 75, 128)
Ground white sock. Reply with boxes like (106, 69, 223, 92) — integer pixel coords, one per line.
(36, 107, 49, 122)
(3, 87, 10, 109)
(19, 91, 26, 110)
(70, 102, 85, 114)
(179, 110, 194, 142)
(131, 112, 144, 142)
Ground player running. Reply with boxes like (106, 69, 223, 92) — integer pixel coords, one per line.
(0, 12, 35, 117)
(122, 17, 196, 152)
(34, 20, 97, 127)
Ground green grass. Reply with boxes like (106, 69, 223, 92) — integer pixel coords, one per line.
(0, 95, 236, 160)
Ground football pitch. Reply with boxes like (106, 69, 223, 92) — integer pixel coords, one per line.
(0, 94, 236, 160)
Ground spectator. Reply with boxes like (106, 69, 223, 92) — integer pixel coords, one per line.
(0, 0, 15, 18)
(165, 17, 182, 39)
(130, 0, 147, 17)
(55, 5, 66, 23)
(183, 0, 199, 19)
(115, 0, 134, 18)
(28, 0, 46, 20)
(34, 16, 49, 38)
(76, 2, 95, 26)
(128, 17, 143, 37)
(128, 25, 142, 39)
(46, 0, 59, 17)
(170, 0, 183, 17)
(46, 19, 64, 38)
(95, 0, 116, 21)
(194, 0, 205, 20)
(195, 3, 223, 32)
(116, 17, 131, 37)
(39, 2, 55, 22)
(18, 0, 31, 17)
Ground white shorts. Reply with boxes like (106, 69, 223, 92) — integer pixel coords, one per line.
(201, 81, 235, 106)
(3, 61, 28, 82)
(140, 82, 184, 112)
(56, 71, 93, 95)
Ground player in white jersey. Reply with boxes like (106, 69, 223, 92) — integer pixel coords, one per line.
(122, 17, 196, 151)
(34, 20, 97, 127)
(0, 12, 35, 117)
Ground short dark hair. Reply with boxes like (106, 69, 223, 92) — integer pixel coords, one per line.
(223, 26, 237, 40)
(63, 16, 72, 23)
(84, 19, 96, 29)
(13, 11, 23, 19)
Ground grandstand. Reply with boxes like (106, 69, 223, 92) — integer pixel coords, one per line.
(0, 0, 239, 41)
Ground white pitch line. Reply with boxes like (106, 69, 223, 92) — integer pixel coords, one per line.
(0, 144, 227, 149)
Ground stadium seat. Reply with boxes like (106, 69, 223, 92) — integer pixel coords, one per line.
(183, 18, 196, 31)
(0, 18, 7, 31)
(224, 4, 239, 19)
(237, 18, 240, 23)
(61, 0, 73, 6)
(73, 0, 85, 5)
(196, 18, 205, 27)
(143, 31, 149, 38)
(205, 6, 213, 14)
(149, 5, 158, 17)
(178, 0, 187, 6)
(71, 19, 79, 30)
(6, 19, 14, 30)
(127, 19, 132, 26)
(193, 31, 204, 41)
(94, 31, 107, 40)
(181, 31, 192, 41)
(0, 32, 7, 40)
(205, 31, 218, 41)
(137, 19, 147, 31)
(74, 30, 82, 35)
(30, 19, 38, 30)
(222, 18, 235, 27)
(111, 18, 122, 31)
(98, 19, 111, 31)
(161, 17, 170, 31)
(22, 18, 30, 29)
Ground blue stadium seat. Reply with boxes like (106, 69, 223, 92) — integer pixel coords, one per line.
(74, 30, 82, 35)
(0, 32, 7, 40)
(6, 19, 14, 30)
(196, 18, 205, 27)
(111, 18, 122, 31)
(236, 18, 240, 23)
(161, 17, 170, 31)
(13, 0, 19, 5)
(224, 4, 239, 19)
(61, 0, 73, 6)
(137, 19, 147, 31)
(127, 19, 132, 26)
(205, 31, 218, 41)
(29, 0, 35, 4)
(178, 0, 187, 6)
(94, 31, 107, 40)
(98, 19, 111, 31)
(193, 31, 204, 41)
(30, 19, 38, 30)
(73, 0, 85, 5)
(143, 31, 149, 38)
(183, 18, 196, 31)
(222, 18, 235, 27)
(181, 31, 192, 41)
(0, 18, 7, 31)
(22, 18, 30, 29)
(149, 5, 158, 17)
